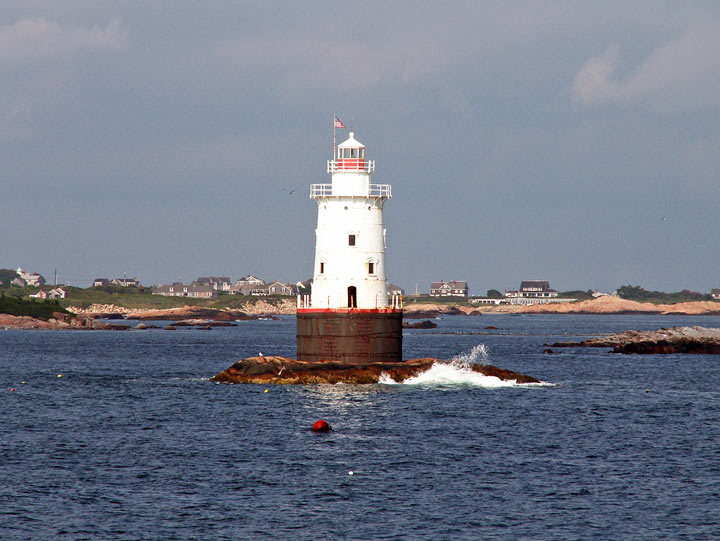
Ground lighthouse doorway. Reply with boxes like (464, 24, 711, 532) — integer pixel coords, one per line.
(347, 286, 357, 309)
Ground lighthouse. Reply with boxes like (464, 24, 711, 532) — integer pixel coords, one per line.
(297, 129, 403, 363)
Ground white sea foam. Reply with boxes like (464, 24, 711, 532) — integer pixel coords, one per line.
(380, 344, 552, 388)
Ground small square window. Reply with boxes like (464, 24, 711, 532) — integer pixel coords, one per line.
(348, 234, 356, 246)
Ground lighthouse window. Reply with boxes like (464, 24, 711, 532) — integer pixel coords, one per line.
(348, 234, 356, 246)
(368, 262, 375, 274)
(319, 262, 325, 274)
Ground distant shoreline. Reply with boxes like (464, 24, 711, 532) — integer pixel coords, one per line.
(4, 296, 720, 330)
(71, 296, 720, 318)
(404, 296, 720, 316)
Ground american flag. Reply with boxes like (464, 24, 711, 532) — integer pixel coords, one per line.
(334, 115, 345, 129)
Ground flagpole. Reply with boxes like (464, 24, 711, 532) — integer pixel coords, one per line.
(333, 114, 337, 161)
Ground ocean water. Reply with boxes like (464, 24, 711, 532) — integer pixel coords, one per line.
(2, 314, 720, 540)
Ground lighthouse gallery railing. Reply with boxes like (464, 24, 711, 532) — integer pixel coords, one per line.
(310, 184, 392, 198)
(327, 159, 375, 173)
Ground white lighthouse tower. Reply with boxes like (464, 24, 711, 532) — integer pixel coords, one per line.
(297, 129, 403, 363)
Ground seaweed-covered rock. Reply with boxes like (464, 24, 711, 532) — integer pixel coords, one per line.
(211, 356, 540, 385)
(403, 320, 438, 329)
(550, 326, 720, 354)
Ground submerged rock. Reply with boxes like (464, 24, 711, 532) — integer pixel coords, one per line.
(211, 356, 540, 385)
(172, 319, 236, 327)
(550, 326, 720, 354)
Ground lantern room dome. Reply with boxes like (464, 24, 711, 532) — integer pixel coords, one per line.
(337, 132, 365, 149)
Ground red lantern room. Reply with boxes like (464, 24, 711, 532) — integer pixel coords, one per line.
(336, 132, 366, 171)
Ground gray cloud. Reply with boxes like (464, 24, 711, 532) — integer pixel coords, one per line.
(0, 18, 129, 141)
(0, 18, 129, 65)
(572, 22, 720, 110)
(2, 2, 720, 293)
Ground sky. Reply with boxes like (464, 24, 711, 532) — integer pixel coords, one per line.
(1, 1, 719, 295)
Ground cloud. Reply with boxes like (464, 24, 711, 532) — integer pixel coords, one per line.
(209, 34, 450, 100)
(0, 18, 129, 141)
(572, 23, 720, 110)
(0, 18, 129, 65)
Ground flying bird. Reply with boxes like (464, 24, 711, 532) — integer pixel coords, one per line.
(284, 188, 296, 195)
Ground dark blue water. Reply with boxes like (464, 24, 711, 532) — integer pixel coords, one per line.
(2, 315, 720, 540)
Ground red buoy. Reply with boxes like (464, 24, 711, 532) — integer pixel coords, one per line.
(312, 419, 331, 432)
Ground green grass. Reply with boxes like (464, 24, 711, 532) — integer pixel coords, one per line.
(11, 285, 299, 310)
(616, 285, 715, 304)
(559, 290, 595, 301)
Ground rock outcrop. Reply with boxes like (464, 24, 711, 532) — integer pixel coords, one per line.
(550, 326, 720, 354)
(171, 319, 236, 327)
(0, 313, 110, 330)
(130, 306, 258, 321)
(211, 356, 540, 385)
(403, 320, 438, 329)
(403, 305, 475, 318)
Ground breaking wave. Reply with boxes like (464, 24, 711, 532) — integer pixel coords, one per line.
(379, 344, 551, 387)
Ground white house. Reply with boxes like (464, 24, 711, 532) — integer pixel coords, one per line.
(48, 288, 66, 299)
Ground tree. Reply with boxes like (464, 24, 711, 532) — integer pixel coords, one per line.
(486, 289, 503, 299)
(0, 268, 19, 287)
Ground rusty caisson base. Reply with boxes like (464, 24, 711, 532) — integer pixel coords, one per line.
(296, 309, 403, 363)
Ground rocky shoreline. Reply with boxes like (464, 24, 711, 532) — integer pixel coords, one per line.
(1, 312, 112, 330)
(6, 296, 719, 330)
(67, 299, 297, 318)
(550, 326, 720, 354)
(480, 296, 720, 315)
(211, 356, 540, 385)
(59, 296, 720, 321)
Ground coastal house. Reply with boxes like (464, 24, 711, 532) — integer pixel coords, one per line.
(430, 281, 469, 297)
(505, 280, 559, 299)
(236, 275, 265, 287)
(230, 275, 267, 295)
(29, 290, 48, 300)
(229, 283, 257, 296)
(196, 276, 232, 292)
(387, 283, 405, 297)
(248, 281, 296, 296)
(153, 282, 215, 298)
(267, 280, 296, 296)
(93, 278, 109, 287)
(712, 289, 720, 300)
(48, 288, 66, 299)
(469, 297, 505, 305)
(112, 277, 140, 287)
(504, 280, 568, 305)
(16, 268, 45, 287)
